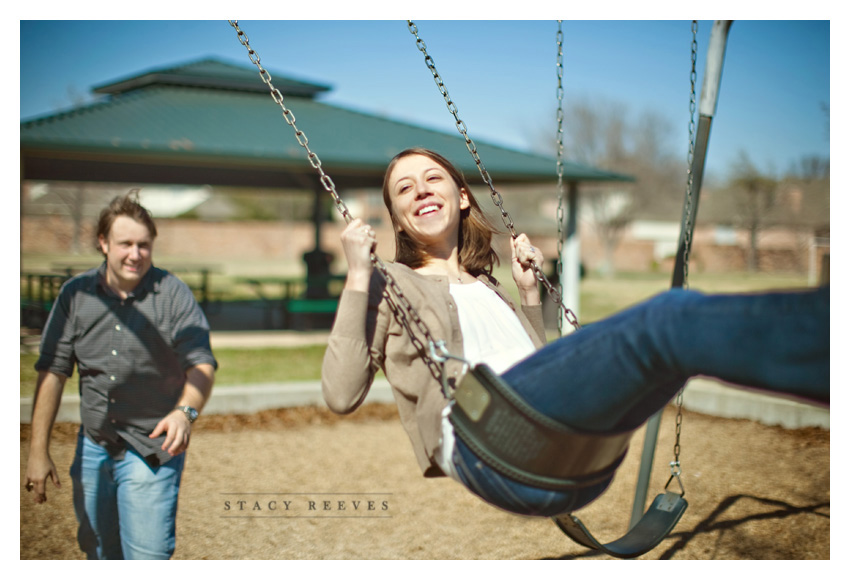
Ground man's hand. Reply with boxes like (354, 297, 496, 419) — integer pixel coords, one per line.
(26, 370, 66, 504)
(25, 452, 60, 504)
(149, 409, 191, 456)
(151, 363, 214, 456)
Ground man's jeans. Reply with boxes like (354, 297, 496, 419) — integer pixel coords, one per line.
(452, 286, 829, 516)
(70, 430, 185, 559)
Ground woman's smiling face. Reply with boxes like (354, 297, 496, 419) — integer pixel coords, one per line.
(387, 153, 470, 250)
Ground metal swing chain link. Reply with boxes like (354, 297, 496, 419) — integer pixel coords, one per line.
(667, 20, 699, 494)
(407, 20, 581, 332)
(681, 20, 699, 292)
(229, 21, 350, 224)
(406, 21, 513, 237)
(555, 21, 566, 337)
(229, 20, 451, 375)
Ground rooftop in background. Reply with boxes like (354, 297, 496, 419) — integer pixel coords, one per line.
(91, 58, 333, 98)
(21, 57, 632, 190)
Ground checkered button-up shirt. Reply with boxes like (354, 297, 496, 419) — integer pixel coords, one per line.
(36, 263, 218, 465)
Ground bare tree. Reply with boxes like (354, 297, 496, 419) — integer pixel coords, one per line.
(584, 187, 632, 276)
(726, 153, 779, 272)
(533, 98, 684, 276)
(48, 84, 92, 113)
(789, 155, 830, 181)
(22, 182, 117, 255)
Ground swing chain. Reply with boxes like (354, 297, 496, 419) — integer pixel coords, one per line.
(407, 20, 580, 331)
(229, 21, 352, 226)
(665, 21, 699, 498)
(406, 21, 515, 238)
(665, 386, 686, 496)
(681, 20, 699, 290)
(229, 20, 452, 377)
(555, 21, 566, 337)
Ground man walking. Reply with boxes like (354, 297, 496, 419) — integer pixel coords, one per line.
(24, 192, 217, 559)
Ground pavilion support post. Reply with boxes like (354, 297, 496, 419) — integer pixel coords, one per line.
(302, 185, 333, 299)
(560, 180, 581, 333)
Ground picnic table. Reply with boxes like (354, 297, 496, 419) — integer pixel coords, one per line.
(20, 263, 220, 331)
(236, 274, 345, 330)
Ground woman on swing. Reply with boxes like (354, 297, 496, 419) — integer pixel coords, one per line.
(322, 146, 829, 517)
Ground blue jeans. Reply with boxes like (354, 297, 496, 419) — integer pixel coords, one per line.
(70, 430, 185, 559)
(452, 286, 829, 516)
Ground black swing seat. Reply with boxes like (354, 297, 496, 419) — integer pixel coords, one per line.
(450, 363, 687, 558)
(553, 491, 687, 559)
(450, 363, 636, 490)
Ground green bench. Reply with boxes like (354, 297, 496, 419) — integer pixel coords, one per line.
(282, 297, 339, 330)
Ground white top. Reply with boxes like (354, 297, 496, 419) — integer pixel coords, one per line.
(435, 281, 537, 481)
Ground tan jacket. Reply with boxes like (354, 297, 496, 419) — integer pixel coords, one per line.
(322, 262, 547, 477)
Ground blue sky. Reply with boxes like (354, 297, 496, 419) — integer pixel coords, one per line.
(20, 19, 830, 181)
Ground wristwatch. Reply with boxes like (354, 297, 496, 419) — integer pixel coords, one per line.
(175, 405, 199, 423)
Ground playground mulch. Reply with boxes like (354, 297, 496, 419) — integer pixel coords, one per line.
(20, 403, 829, 560)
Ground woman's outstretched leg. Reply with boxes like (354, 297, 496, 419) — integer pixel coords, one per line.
(502, 285, 828, 432)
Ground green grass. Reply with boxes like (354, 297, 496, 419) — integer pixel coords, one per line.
(578, 271, 809, 323)
(20, 271, 810, 398)
(20, 353, 81, 398)
(213, 345, 328, 386)
(20, 345, 329, 398)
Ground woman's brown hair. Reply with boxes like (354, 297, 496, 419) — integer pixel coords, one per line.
(382, 148, 500, 274)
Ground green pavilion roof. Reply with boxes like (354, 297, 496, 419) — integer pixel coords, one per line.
(21, 58, 631, 189)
